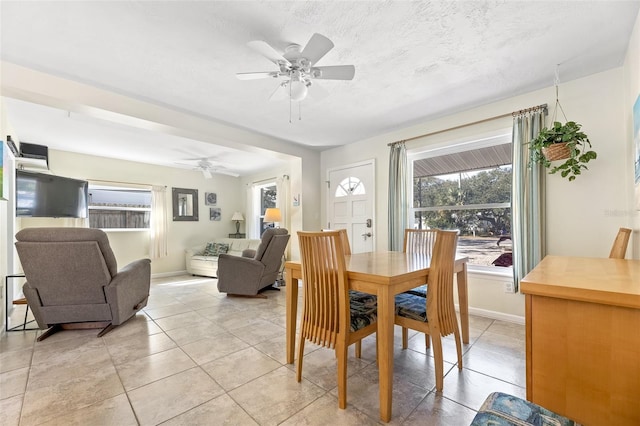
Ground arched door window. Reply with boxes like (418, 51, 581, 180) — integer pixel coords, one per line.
(335, 177, 366, 197)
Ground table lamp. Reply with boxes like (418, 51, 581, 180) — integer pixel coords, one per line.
(264, 208, 281, 227)
(231, 211, 244, 234)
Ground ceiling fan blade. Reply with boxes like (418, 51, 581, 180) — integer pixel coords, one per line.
(247, 40, 290, 66)
(236, 71, 278, 80)
(211, 168, 240, 177)
(301, 33, 334, 65)
(202, 169, 213, 179)
(311, 65, 355, 80)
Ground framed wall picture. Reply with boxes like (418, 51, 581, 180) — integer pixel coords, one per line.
(210, 207, 221, 221)
(172, 187, 199, 221)
(205, 192, 217, 206)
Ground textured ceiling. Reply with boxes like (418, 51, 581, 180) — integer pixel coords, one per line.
(1, 1, 639, 175)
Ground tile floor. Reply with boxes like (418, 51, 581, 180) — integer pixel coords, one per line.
(0, 275, 526, 425)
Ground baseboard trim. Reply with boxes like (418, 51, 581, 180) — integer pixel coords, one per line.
(151, 270, 188, 279)
(456, 304, 525, 325)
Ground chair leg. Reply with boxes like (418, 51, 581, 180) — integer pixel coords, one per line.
(37, 324, 62, 342)
(355, 340, 362, 358)
(296, 334, 306, 383)
(22, 305, 30, 331)
(454, 327, 463, 370)
(97, 323, 116, 338)
(336, 341, 348, 409)
(402, 327, 408, 349)
(432, 333, 444, 392)
(425, 333, 430, 349)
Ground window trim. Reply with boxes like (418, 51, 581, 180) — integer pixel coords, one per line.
(88, 183, 152, 231)
(408, 129, 513, 272)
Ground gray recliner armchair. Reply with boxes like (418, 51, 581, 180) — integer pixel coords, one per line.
(217, 228, 290, 297)
(15, 227, 151, 341)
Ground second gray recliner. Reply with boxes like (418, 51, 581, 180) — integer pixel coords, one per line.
(217, 228, 290, 297)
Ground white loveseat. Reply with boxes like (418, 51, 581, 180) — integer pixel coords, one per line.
(185, 237, 261, 278)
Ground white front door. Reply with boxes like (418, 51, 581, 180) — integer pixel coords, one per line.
(327, 160, 375, 253)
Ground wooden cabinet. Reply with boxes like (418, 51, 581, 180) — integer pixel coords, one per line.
(521, 256, 640, 426)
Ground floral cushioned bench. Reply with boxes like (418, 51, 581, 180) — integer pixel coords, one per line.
(185, 237, 261, 278)
(470, 392, 581, 426)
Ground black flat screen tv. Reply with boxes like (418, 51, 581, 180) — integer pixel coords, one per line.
(16, 170, 89, 218)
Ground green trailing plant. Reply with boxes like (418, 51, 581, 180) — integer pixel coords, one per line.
(530, 121, 597, 181)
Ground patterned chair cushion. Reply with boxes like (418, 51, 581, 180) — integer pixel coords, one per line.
(404, 284, 427, 297)
(470, 392, 581, 426)
(395, 292, 428, 322)
(349, 292, 377, 332)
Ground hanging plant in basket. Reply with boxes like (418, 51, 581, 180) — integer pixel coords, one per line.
(530, 121, 597, 181)
(529, 67, 597, 181)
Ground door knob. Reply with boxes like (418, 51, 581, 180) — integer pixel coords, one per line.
(362, 232, 372, 240)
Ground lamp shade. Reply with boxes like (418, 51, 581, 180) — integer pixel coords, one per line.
(231, 211, 244, 221)
(264, 208, 281, 223)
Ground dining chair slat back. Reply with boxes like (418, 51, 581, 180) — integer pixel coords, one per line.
(394, 230, 461, 391)
(296, 230, 378, 409)
(427, 230, 459, 337)
(609, 227, 632, 259)
(403, 229, 438, 255)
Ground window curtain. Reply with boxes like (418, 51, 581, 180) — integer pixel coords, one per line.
(276, 175, 290, 230)
(388, 141, 408, 251)
(512, 110, 546, 291)
(150, 185, 168, 258)
(246, 184, 257, 238)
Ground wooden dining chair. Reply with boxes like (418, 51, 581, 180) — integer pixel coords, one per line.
(609, 227, 632, 259)
(394, 230, 462, 392)
(404, 228, 438, 256)
(323, 228, 369, 357)
(296, 231, 378, 409)
(401, 229, 438, 348)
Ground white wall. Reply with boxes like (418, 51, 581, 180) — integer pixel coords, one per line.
(0, 62, 323, 256)
(321, 67, 631, 318)
(16, 149, 248, 275)
(624, 11, 640, 259)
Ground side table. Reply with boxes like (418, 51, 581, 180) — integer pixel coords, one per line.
(228, 233, 246, 238)
(5, 274, 38, 331)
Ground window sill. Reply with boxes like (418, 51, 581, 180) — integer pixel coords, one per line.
(96, 228, 150, 232)
(467, 264, 513, 279)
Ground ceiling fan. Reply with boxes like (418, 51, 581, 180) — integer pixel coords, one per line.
(237, 33, 355, 102)
(174, 157, 239, 178)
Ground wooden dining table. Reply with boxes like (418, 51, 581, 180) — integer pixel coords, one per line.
(284, 250, 469, 423)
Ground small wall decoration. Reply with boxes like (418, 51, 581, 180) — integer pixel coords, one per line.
(210, 207, 221, 221)
(293, 193, 300, 207)
(205, 192, 217, 206)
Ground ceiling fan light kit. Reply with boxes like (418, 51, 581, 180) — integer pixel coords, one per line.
(238, 33, 355, 105)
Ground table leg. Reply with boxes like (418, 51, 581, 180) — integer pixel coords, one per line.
(377, 286, 395, 422)
(456, 262, 469, 344)
(285, 268, 298, 364)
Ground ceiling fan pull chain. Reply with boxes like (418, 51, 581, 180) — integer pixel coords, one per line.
(299, 102, 302, 121)
(289, 82, 293, 124)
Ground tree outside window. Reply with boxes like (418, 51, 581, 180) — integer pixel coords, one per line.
(259, 184, 277, 234)
(411, 139, 513, 268)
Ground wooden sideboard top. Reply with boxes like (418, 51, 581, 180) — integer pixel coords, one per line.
(520, 255, 640, 309)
